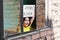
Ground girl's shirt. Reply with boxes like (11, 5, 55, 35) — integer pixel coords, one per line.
(23, 26, 31, 32)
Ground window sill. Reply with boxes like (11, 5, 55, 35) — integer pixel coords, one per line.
(6, 27, 52, 40)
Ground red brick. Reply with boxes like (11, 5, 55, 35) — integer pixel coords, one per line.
(40, 31, 46, 37)
(46, 29, 53, 35)
(32, 33, 40, 40)
(46, 36, 51, 40)
(25, 36, 31, 40)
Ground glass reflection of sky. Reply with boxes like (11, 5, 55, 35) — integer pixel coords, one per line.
(3, 0, 19, 30)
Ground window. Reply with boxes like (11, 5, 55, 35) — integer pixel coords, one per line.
(3, 0, 47, 37)
(23, 0, 36, 32)
(3, 0, 21, 36)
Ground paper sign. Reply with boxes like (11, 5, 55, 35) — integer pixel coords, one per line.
(23, 5, 35, 17)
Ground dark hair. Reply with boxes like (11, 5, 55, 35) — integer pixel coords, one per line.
(23, 17, 32, 26)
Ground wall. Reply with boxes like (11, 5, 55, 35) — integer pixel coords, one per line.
(7, 28, 54, 40)
(48, 0, 60, 40)
(36, 0, 45, 29)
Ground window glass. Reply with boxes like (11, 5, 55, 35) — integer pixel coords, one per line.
(3, 0, 21, 36)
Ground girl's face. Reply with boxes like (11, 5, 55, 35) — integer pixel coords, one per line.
(24, 18, 30, 27)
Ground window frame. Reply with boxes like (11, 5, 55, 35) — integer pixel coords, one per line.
(3, 0, 51, 39)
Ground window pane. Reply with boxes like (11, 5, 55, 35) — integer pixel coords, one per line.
(3, 0, 21, 36)
(23, 0, 36, 32)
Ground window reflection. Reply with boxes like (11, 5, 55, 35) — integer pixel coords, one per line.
(4, 0, 21, 36)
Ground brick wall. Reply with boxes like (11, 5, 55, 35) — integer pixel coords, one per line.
(8, 28, 54, 40)
(36, 0, 45, 29)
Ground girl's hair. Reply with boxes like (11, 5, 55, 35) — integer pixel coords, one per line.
(23, 17, 32, 26)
